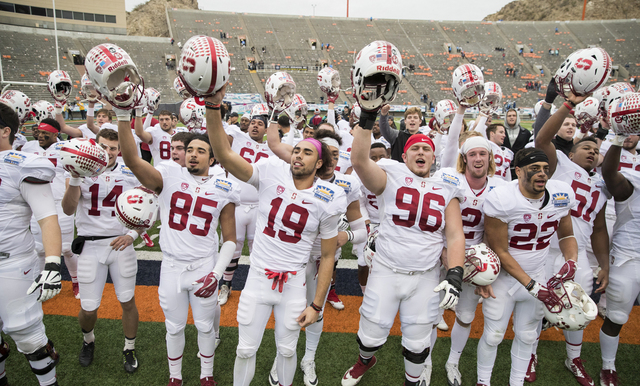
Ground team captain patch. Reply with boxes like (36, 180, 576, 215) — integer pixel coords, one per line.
(214, 179, 232, 192)
(3, 151, 26, 165)
(314, 185, 335, 202)
(552, 192, 570, 208)
(441, 173, 460, 186)
(335, 179, 352, 193)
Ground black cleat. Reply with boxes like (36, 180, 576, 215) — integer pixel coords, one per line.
(0, 375, 8, 386)
(78, 341, 95, 367)
(123, 349, 139, 373)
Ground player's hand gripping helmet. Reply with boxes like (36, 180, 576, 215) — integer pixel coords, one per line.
(59, 138, 109, 178)
(265, 72, 296, 113)
(145, 88, 161, 113)
(554, 47, 611, 99)
(452, 64, 485, 107)
(318, 67, 341, 102)
(180, 98, 206, 130)
(351, 41, 402, 112)
(178, 35, 231, 97)
(173, 76, 192, 99)
(363, 229, 379, 268)
(607, 93, 640, 136)
(478, 81, 502, 114)
(0, 90, 32, 125)
(285, 94, 308, 123)
(80, 73, 98, 102)
(116, 186, 160, 230)
(84, 43, 144, 109)
(463, 243, 501, 286)
(574, 97, 600, 128)
(47, 70, 72, 102)
(31, 100, 56, 124)
(434, 99, 457, 132)
(543, 279, 597, 331)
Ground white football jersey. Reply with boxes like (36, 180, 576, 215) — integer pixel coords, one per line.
(74, 163, 140, 236)
(209, 164, 226, 178)
(77, 124, 96, 139)
(228, 126, 273, 205)
(372, 134, 390, 149)
(610, 169, 640, 267)
(145, 125, 173, 164)
(335, 131, 353, 173)
(21, 140, 68, 201)
(549, 151, 609, 252)
(375, 159, 465, 271)
(156, 161, 241, 261)
(247, 157, 347, 271)
(433, 168, 505, 246)
(0, 151, 56, 259)
(484, 180, 577, 274)
(490, 142, 513, 181)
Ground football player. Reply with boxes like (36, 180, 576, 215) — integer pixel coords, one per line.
(170, 132, 193, 168)
(21, 119, 80, 298)
(61, 128, 142, 374)
(218, 112, 273, 306)
(118, 109, 239, 386)
(86, 108, 118, 132)
(532, 95, 610, 386)
(435, 104, 504, 386)
(342, 119, 466, 386)
(134, 110, 179, 164)
(204, 85, 346, 386)
(267, 126, 367, 386)
(598, 126, 640, 386)
(479, 148, 578, 386)
(473, 116, 514, 181)
(54, 99, 101, 140)
(0, 102, 62, 386)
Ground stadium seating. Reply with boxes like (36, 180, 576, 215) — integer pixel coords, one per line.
(2, 14, 639, 110)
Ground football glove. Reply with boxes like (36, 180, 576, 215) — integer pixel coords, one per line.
(27, 256, 62, 302)
(434, 266, 463, 309)
(193, 271, 220, 298)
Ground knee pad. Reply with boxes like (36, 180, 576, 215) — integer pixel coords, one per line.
(456, 310, 475, 326)
(606, 309, 629, 326)
(0, 339, 9, 362)
(402, 346, 430, 364)
(236, 346, 257, 359)
(356, 335, 384, 353)
(483, 326, 505, 348)
(62, 243, 73, 257)
(165, 319, 186, 336)
(24, 340, 59, 376)
(602, 318, 624, 337)
(11, 323, 47, 355)
(517, 328, 539, 346)
(194, 319, 214, 334)
(276, 343, 296, 358)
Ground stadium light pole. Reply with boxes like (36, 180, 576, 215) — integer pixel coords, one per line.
(346, 0, 349, 17)
(52, 0, 61, 70)
(311, 4, 316, 16)
(582, 0, 587, 20)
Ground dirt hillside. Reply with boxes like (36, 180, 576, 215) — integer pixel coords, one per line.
(127, 0, 198, 37)
(485, 0, 640, 21)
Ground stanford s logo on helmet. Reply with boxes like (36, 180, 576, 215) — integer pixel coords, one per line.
(84, 43, 144, 109)
(180, 97, 206, 131)
(463, 243, 501, 286)
(574, 97, 600, 128)
(554, 47, 611, 98)
(116, 186, 160, 230)
(177, 35, 231, 97)
(31, 100, 56, 124)
(351, 41, 402, 112)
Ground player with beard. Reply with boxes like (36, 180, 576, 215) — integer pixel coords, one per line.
(342, 116, 466, 385)
(479, 148, 578, 386)
(118, 108, 239, 385)
(217, 113, 274, 306)
(0, 103, 63, 386)
(204, 85, 346, 386)
(267, 126, 367, 386)
(21, 119, 80, 299)
(473, 119, 513, 182)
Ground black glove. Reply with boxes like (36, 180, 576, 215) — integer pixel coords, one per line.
(434, 266, 463, 309)
(545, 78, 558, 104)
(359, 109, 379, 131)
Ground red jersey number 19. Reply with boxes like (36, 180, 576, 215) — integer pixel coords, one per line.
(263, 197, 309, 243)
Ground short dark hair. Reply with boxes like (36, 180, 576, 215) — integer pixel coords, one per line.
(277, 114, 290, 128)
(40, 118, 60, 132)
(96, 128, 118, 143)
(0, 103, 19, 144)
(486, 124, 504, 138)
(314, 128, 343, 146)
(185, 133, 214, 160)
(371, 142, 387, 150)
(172, 131, 193, 145)
(158, 110, 172, 118)
(571, 136, 598, 153)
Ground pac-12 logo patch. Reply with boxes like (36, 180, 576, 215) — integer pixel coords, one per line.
(181, 182, 189, 191)
(313, 185, 335, 202)
(276, 185, 285, 195)
(552, 192, 570, 208)
(523, 213, 532, 223)
(405, 177, 413, 186)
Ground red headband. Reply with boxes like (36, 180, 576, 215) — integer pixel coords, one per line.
(38, 122, 59, 134)
(404, 134, 435, 154)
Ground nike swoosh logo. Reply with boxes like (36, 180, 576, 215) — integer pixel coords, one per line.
(24, 269, 31, 275)
(205, 192, 215, 195)
(301, 200, 313, 204)
(115, 179, 123, 182)
(432, 186, 442, 190)
(547, 214, 556, 218)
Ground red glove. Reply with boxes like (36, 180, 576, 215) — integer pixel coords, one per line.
(553, 260, 577, 283)
(327, 92, 339, 103)
(528, 281, 560, 311)
(193, 272, 219, 298)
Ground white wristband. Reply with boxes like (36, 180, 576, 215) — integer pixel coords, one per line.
(54, 107, 63, 115)
(44, 255, 61, 265)
(611, 134, 627, 147)
(126, 230, 139, 241)
(135, 108, 144, 118)
(87, 107, 94, 117)
(69, 177, 82, 186)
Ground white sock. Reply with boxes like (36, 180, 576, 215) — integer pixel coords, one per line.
(303, 316, 323, 362)
(564, 330, 583, 360)
(448, 320, 471, 364)
(124, 336, 135, 351)
(425, 327, 437, 366)
(198, 330, 216, 378)
(404, 358, 424, 382)
(167, 332, 185, 380)
(82, 329, 95, 344)
(600, 329, 618, 371)
(477, 334, 498, 385)
(214, 304, 221, 340)
(28, 354, 57, 386)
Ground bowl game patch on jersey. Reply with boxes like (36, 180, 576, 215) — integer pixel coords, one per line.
(314, 185, 335, 202)
(335, 179, 352, 193)
(3, 151, 26, 165)
(214, 179, 233, 192)
(441, 172, 461, 187)
(552, 192, 570, 208)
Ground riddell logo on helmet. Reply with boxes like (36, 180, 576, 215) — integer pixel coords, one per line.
(376, 65, 400, 75)
(107, 60, 128, 72)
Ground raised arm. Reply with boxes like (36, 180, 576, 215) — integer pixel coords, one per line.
(379, 104, 398, 145)
(267, 120, 293, 162)
(473, 114, 489, 138)
(351, 125, 387, 195)
(55, 112, 84, 138)
(440, 106, 467, 169)
(134, 108, 153, 144)
(204, 86, 254, 182)
(601, 133, 634, 201)
(115, 113, 164, 193)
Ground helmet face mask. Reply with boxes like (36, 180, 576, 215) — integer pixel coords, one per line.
(462, 243, 500, 286)
(180, 98, 206, 130)
(285, 94, 308, 123)
(48, 70, 72, 102)
(317, 67, 341, 95)
(174, 77, 192, 100)
(543, 280, 597, 331)
(31, 100, 55, 124)
(478, 82, 502, 114)
(434, 99, 457, 132)
(574, 97, 600, 127)
(264, 72, 296, 112)
(351, 41, 402, 112)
